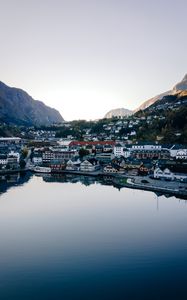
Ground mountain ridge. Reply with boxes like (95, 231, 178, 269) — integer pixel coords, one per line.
(0, 81, 64, 126)
(135, 74, 187, 112)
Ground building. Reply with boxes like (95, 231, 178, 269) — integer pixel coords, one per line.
(95, 152, 113, 164)
(80, 158, 100, 172)
(103, 164, 118, 173)
(154, 168, 174, 180)
(114, 143, 124, 157)
(114, 144, 131, 158)
(66, 159, 81, 171)
(32, 154, 43, 165)
(103, 164, 125, 174)
(169, 145, 187, 158)
(176, 150, 187, 160)
(50, 161, 66, 171)
(69, 141, 115, 153)
(132, 143, 162, 151)
(42, 149, 76, 164)
(7, 156, 19, 168)
(0, 154, 8, 165)
(8, 151, 20, 163)
(0, 137, 21, 144)
(131, 149, 170, 160)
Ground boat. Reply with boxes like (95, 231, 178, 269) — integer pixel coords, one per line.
(33, 166, 51, 173)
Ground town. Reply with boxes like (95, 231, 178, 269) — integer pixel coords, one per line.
(0, 128, 187, 198)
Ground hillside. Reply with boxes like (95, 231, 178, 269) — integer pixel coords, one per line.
(135, 74, 187, 112)
(135, 91, 187, 143)
(0, 81, 64, 126)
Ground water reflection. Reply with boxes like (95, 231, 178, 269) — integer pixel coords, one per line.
(0, 172, 186, 202)
(0, 172, 32, 195)
(0, 174, 187, 300)
(8, 173, 185, 200)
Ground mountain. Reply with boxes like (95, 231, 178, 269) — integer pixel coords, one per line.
(135, 74, 187, 112)
(104, 108, 132, 119)
(0, 81, 64, 126)
(173, 74, 187, 92)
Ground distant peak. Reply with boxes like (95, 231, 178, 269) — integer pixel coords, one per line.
(182, 74, 187, 81)
(104, 108, 132, 119)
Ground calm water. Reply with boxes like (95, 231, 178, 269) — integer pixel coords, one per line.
(0, 173, 187, 300)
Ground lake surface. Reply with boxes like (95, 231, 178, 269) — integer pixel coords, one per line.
(0, 173, 187, 300)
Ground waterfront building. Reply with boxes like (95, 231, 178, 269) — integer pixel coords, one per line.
(154, 168, 174, 180)
(66, 159, 81, 171)
(80, 158, 100, 172)
(42, 149, 76, 164)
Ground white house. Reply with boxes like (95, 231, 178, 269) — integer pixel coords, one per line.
(32, 155, 43, 165)
(169, 145, 187, 158)
(114, 144, 124, 157)
(80, 159, 100, 172)
(66, 159, 81, 171)
(103, 164, 118, 173)
(154, 168, 174, 180)
(0, 155, 8, 165)
(176, 150, 187, 160)
(114, 144, 131, 158)
(8, 151, 20, 163)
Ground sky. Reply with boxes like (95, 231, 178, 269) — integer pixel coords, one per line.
(0, 0, 187, 121)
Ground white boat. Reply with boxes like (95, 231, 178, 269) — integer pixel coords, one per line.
(33, 166, 51, 173)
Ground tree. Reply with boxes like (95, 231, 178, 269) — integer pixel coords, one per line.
(79, 148, 89, 158)
(22, 147, 28, 159)
(20, 160, 26, 169)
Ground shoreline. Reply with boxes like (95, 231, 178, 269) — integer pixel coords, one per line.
(0, 168, 186, 199)
(37, 169, 187, 199)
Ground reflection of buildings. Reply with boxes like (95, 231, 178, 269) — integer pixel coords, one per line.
(41, 173, 122, 190)
(0, 172, 32, 196)
(42, 173, 96, 186)
(0, 173, 186, 201)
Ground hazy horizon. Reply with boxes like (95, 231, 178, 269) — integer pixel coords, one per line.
(0, 0, 187, 121)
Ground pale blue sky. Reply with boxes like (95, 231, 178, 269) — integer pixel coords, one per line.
(0, 0, 186, 120)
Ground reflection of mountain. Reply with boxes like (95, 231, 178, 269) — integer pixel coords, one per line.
(0, 172, 32, 196)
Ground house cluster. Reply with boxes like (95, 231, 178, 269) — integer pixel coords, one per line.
(0, 137, 22, 170)
(30, 139, 187, 180)
(32, 146, 77, 171)
(31, 141, 115, 172)
(20, 129, 57, 140)
(113, 142, 187, 161)
(154, 168, 187, 182)
(23, 114, 165, 143)
(148, 97, 187, 113)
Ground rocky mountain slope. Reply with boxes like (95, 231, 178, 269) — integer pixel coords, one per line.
(135, 74, 187, 112)
(0, 81, 63, 126)
(104, 108, 132, 119)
